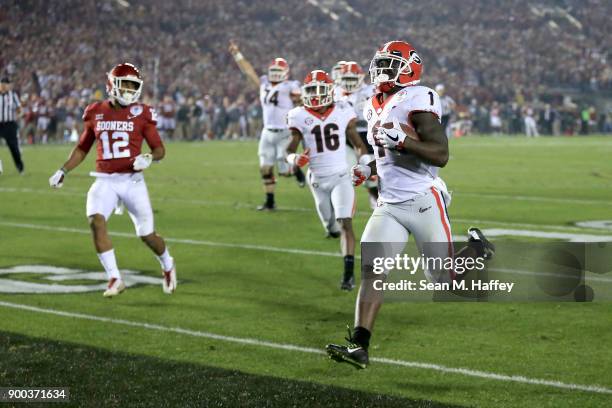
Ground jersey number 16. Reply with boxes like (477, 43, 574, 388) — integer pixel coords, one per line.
(312, 123, 340, 153)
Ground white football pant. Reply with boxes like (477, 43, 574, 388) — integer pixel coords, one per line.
(307, 169, 355, 234)
(86, 172, 155, 236)
(258, 128, 291, 174)
(361, 187, 454, 283)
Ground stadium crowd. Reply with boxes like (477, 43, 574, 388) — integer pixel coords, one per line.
(1, 0, 610, 142)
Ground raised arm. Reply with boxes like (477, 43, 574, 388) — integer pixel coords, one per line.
(228, 40, 260, 89)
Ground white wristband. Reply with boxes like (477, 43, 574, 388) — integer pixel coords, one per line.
(286, 153, 297, 165)
(358, 154, 373, 166)
(234, 52, 244, 61)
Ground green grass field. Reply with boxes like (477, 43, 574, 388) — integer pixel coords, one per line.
(1, 137, 612, 407)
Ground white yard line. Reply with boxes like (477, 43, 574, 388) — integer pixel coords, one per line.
(0, 221, 342, 258)
(0, 187, 608, 234)
(2, 221, 612, 282)
(0, 300, 609, 395)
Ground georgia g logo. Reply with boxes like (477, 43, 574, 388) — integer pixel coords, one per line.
(409, 50, 422, 65)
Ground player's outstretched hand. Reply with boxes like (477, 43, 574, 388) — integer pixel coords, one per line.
(351, 164, 371, 187)
(374, 118, 407, 150)
(133, 153, 153, 171)
(49, 169, 65, 188)
(228, 40, 239, 55)
(287, 148, 310, 167)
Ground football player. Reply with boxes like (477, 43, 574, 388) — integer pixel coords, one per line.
(48, 63, 177, 297)
(228, 41, 306, 211)
(326, 41, 494, 368)
(330, 60, 347, 89)
(335, 62, 378, 208)
(286, 70, 370, 290)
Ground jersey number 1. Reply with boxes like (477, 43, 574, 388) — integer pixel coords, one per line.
(101, 131, 130, 159)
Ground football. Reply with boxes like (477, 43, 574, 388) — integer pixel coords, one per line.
(379, 120, 420, 141)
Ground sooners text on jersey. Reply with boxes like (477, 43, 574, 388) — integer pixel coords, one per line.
(78, 100, 163, 173)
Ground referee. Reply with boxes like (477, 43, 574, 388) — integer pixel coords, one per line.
(0, 77, 24, 174)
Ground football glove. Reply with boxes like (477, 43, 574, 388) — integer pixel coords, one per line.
(133, 153, 153, 171)
(351, 164, 371, 187)
(286, 148, 310, 167)
(374, 118, 406, 150)
(49, 169, 65, 188)
(358, 154, 374, 166)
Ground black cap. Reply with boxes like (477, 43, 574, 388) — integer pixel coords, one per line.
(0, 77, 10, 84)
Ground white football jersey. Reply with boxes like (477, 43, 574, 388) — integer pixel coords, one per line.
(363, 86, 443, 203)
(259, 75, 300, 129)
(288, 101, 356, 176)
(336, 83, 375, 133)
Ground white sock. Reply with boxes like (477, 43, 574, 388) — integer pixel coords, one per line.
(157, 248, 174, 271)
(97, 249, 121, 280)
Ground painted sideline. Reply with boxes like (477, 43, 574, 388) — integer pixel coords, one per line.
(0, 300, 609, 395)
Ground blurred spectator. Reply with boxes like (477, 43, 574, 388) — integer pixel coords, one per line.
(523, 105, 539, 137)
(1, 0, 609, 141)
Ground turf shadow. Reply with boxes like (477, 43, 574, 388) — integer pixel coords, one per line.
(0, 331, 466, 408)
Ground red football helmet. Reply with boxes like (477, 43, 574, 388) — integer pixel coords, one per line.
(331, 60, 347, 85)
(369, 41, 423, 93)
(301, 70, 334, 109)
(268, 58, 289, 82)
(339, 61, 364, 93)
(106, 63, 143, 106)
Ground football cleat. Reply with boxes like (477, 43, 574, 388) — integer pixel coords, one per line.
(326, 230, 341, 239)
(326, 327, 369, 369)
(162, 263, 177, 294)
(294, 167, 306, 188)
(103, 278, 126, 298)
(340, 272, 355, 291)
(256, 202, 276, 211)
(468, 227, 495, 260)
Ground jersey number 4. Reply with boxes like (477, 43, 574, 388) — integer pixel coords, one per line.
(312, 123, 340, 153)
(100, 131, 130, 159)
(264, 89, 279, 106)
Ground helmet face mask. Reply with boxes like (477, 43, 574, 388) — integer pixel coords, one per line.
(268, 58, 289, 83)
(331, 61, 347, 85)
(107, 63, 143, 106)
(111, 78, 142, 106)
(338, 61, 364, 93)
(369, 41, 423, 92)
(268, 66, 288, 82)
(369, 54, 409, 88)
(301, 82, 333, 109)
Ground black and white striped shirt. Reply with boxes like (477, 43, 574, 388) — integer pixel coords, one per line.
(0, 90, 21, 123)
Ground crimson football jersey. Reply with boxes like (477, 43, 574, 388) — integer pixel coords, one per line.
(77, 100, 163, 173)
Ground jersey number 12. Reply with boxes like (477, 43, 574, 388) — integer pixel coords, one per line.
(100, 131, 130, 159)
